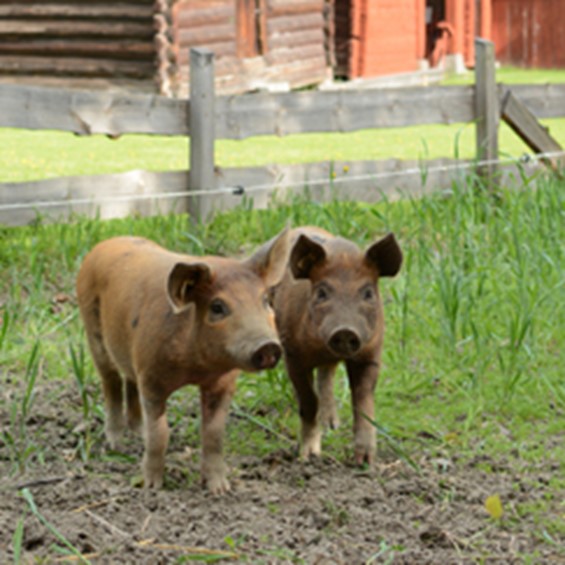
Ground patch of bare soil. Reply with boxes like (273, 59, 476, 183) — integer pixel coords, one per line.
(1, 381, 563, 564)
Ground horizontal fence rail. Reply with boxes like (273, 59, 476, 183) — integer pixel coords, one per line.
(0, 154, 558, 227)
(0, 83, 188, 137)
(2, 81, 565, 139)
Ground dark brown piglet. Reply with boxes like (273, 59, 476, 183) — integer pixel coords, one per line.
(271, 227, 402, 465)
(76, 228, 290, 493)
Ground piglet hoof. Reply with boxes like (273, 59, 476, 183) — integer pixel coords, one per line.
(300, 430, 322, 460)
(204, 475, 231, 495)
(354, 446, 375, 467)
(127, 416, 142, 435)
(320, 410, 340, 430)
(142, 458, 165, 489)
(143, 474, 164, 489)
(105, 425, 124, 450)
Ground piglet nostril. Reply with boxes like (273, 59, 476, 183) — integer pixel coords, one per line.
(252, 341, 282, 370)
(348, 334, 361, 352)
(328, 328, 361, 357)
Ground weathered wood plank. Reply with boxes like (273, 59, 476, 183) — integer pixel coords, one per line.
(176, 41, 236, 63)
(174, 24, 236, 48)
(505, 84, 565, 119)
(501, 89, 564, 170)
(0, 82, 563, 140)
(0, 170, 189, 227)
(173, 3, 233, 28)
(0, 4, 153, 19)
(0, 158, 541, 227)
(0, 39, 154, 60)
(265, 44, 325, 66)
(257, 55, 328, 87)
(268, 0, 324, 16)
(0, 55, 154, 78)
(0, 20, 154, 38)
(267, 13, 324, 34)
(0, 0, 153, 4)
(0, 83, 188, 136)
(475, 38, 499, 184)
(214, 85, 475, 138)
(268, 28, 323, 49)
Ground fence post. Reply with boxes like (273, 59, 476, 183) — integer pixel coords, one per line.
(474, 38, 499, 187)
(189, 47, 215, 221)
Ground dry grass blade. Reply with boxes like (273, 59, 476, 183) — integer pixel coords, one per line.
(137, 539, 239, 559)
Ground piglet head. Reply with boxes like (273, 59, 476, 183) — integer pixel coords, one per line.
(166, 227, 290, 373)
(290, 231, 402, 359)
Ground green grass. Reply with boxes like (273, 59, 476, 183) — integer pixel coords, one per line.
(442, 65, 565, 85)
(1, 65, 565, 184)
(2, 120, 564, 184)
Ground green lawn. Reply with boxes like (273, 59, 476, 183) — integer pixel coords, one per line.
(442, 65, 565, 85)
(1, 66, 564, 184)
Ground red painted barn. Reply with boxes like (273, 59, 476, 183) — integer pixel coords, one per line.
(333, 0, 493, 79)
(491, 0, 565, 68)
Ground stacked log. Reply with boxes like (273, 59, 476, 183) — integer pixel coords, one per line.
(0, 1, 331, 96)
(0, 1, 157, 89)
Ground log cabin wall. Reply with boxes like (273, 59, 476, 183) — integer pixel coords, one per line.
(171, 0, 329, 97)
(0, 0, 161, 92)
(0, 0, 329, 96)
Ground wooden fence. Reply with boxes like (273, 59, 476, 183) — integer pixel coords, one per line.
(1, 39, 564, 226)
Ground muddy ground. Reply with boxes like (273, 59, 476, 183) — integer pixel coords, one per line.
(1, 380, 563, 564)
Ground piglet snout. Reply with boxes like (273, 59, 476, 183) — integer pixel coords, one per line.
(328, 327, 361, 357)
(251, 341, 282, 370)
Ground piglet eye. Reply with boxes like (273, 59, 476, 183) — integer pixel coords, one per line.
(209, 298, 230, 321)
(262, 291, 272, 309)
(362, 286, 375, 301)
(314, 286, 329, 302)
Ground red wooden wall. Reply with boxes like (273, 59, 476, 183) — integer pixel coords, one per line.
(349, 0, 423, 78)
(492, 0, 565, 68)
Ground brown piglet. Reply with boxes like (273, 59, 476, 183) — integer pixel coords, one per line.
(270, 227, 402, 465)
(76, 229, 290, 493)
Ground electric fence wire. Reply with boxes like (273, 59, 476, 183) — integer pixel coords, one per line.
(0, 150, 563, 213)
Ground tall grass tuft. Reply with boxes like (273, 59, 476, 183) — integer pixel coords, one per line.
(2, 340, 42, 472)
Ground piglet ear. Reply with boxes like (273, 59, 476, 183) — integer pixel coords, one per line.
(365, 233, 403, 277)
(245, 226, 291, 287)
(167, 262, 212, 313)
(290, 234, 326, 279)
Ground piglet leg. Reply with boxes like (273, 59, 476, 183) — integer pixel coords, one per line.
(346, 359, 379, 466)
(287, 363, 321, 459)
(317, 364, 340, 430)
(200, 372, 237, 494)
(140, 394, 170, 489)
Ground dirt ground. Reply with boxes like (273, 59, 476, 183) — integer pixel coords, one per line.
(1, 380, 563, 564)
